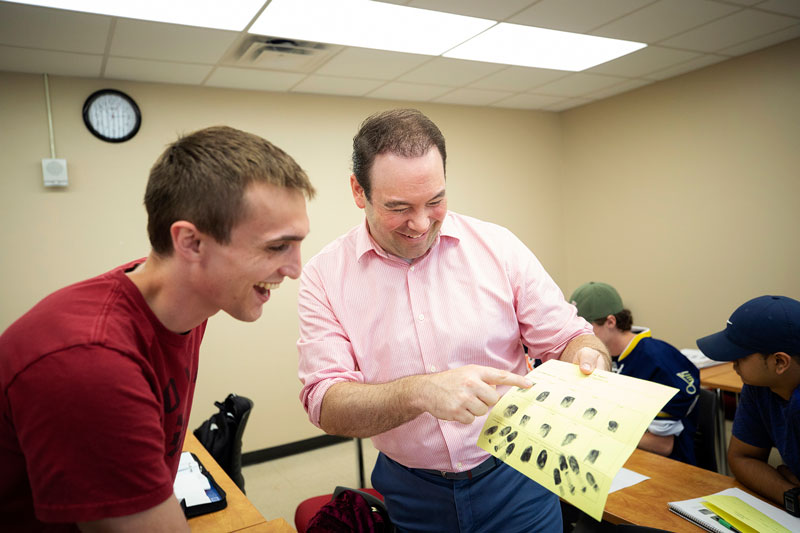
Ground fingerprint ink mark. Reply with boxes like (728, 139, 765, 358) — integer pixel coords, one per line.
(536, 391, 550, 402)
(559, 454, 568, 472)
(607, 420, 619, 433)
(568, 456, 580, 475)
(484, 425, 498, 444)
(536, 449, 548, 469)
(504, 443, 515, 457)
(583, 407, 598, 420)
(499, 426, 512, 437)
(521, 446, 533, 463)
(520, 414, 531, 427)
(586, 472, 599, 491)
(561, 433, 577, 446)
(503, 404, 519, 418)
(585, 449, 600, 464)
(568, 481, 576, 495)
(560, 396, 575, 408)
(553, 468, 561, 485)
(494, 444, 501, 452)
(539, 423, 551, 438)
(506, 431, 518, 443)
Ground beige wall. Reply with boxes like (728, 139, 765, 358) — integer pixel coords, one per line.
(0, 73, 562, 450)
(2, 38, 797, 451)
(560, 37, 800, 350)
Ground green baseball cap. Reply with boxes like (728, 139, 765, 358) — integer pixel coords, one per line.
(569, 281, 624, 322)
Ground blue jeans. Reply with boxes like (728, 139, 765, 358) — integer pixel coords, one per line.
(372, 453, 561, 532)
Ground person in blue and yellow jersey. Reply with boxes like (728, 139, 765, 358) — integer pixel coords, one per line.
(570, 281, 700, 465)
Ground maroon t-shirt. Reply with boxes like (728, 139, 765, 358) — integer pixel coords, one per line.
(0, 260, 205, 531)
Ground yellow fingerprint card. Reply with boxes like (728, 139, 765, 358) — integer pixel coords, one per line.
(477, 359, 677, 521)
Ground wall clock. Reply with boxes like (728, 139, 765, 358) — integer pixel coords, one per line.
(82, 89, 141, 143)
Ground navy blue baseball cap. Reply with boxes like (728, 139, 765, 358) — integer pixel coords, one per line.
(696, 295, 800, 361)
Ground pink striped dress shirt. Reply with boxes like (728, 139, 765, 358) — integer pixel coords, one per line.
(297, 211, 593, 472)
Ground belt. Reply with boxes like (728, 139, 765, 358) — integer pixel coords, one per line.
(415, 456, 501, 480)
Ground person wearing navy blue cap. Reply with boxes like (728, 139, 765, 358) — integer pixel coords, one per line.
(697, 295, 800, 515)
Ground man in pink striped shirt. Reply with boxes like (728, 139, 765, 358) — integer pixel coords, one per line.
(297, 109, 609, 532)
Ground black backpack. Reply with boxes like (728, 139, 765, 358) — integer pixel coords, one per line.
(193, 393, 254, 493)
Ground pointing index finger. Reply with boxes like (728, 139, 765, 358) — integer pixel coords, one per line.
(484, 369, 532, 389)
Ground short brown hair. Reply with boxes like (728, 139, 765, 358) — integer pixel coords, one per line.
(594, 309, 634, 332)
(145, 126, 315, 255)
(352, 109, 446, 201)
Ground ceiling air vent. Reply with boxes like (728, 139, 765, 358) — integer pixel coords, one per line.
(238, 37, 339, 72)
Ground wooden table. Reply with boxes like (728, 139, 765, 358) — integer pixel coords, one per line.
(603, 448, 770, 532)
(700, 362, 743, 393)
(700, 362, 743, 475)
(183, 433, 295, 533)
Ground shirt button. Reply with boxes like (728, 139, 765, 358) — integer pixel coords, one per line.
(457, 462, 463, 469)
(430, 365, 437, 372)
(410, 266, 415, 272)
(418, 314, 425, 321)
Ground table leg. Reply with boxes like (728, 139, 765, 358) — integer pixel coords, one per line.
(355, 437, 365, 488)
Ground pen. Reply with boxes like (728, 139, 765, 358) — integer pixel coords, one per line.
(713, 515, 742, 533)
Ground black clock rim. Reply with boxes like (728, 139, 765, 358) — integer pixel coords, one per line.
(82, 88, 142, 143)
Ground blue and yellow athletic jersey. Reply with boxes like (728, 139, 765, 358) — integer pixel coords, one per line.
(613, 328, 700, 465)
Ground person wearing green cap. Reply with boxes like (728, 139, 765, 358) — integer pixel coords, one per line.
(569, 281, 700, 464)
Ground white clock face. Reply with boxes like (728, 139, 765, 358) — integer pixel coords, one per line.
(83, 90, 141, 142)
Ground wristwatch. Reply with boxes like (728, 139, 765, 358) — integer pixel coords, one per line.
(785, 486, 800, 516)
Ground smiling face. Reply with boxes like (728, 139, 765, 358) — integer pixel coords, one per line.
(351, 147, 447, 261)
(201, 181, 309, 322)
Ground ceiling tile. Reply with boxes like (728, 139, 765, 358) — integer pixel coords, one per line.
(314, 48, 430, 80)
(717, 23, 800, 56)
(110, 19, 239, 64)
(204, 67, 305, 91)
(399, 0, 535, 20)
(643, 54, 728, 80)
(533, 72, 630, 97)
(542, 97, 594, 111)
(660, 9, 798, 52)
(468, 66, 568, 91)
(490, 93, 565, 109)
(508, 0, 654, 33)
(0, 45, 102, 77)
(591, 0, 739, 43)
(759, 0, 800, 15)
(583, 78, 652, 99)
(104, 57, 212, 85)
(291, 75, 385, 97)
(0, 3, 110, 54)
(398, 57, 505, 86)
(432, 88, 513, 106)
(365, 82, 452, 101)
(586, 45, 700, 77)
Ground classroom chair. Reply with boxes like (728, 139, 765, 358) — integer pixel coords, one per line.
(692, 388, 719, 473)
(295, 486, 391, 532)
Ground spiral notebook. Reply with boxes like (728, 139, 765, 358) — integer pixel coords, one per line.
(668, 487, 799, 533)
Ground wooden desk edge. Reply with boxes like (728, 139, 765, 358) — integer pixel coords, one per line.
(183, 434, 295, 532)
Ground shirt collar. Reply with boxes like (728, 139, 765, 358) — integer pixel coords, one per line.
(354, 211, 462, 263)
(618, 328, 652, 362)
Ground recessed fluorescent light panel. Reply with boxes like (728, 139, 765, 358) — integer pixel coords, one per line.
(250, 0, 496, 56)
(5, 0, 265, 31)
(444, 23, 646, 71)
